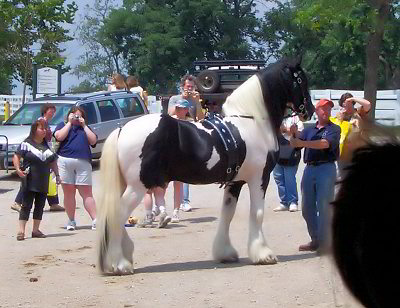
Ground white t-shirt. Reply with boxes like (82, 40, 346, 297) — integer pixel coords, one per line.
(281, 115, 304, 140)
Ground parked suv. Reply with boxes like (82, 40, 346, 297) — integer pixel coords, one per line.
(193, 59, 265, 105)
(0, 90, 148, 170)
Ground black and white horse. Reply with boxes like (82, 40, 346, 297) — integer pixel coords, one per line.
(97, 57, 315, 275)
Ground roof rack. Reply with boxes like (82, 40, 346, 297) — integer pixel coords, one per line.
(33, 90, 134, 102)
(193, 59, 265, 69)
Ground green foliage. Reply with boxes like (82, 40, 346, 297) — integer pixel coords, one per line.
(99, 0, 264, 93)
(68, 80, 107, 93)
(72, 0, 126, 88)
(0, 0, 77, 89)
(262, 0, 399, 90)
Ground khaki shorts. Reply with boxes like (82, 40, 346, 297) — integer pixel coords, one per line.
(58, 156, 92, 185)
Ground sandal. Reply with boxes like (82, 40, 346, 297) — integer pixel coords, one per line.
(32, 230, 46, 238)
(17, 232, 25, 241)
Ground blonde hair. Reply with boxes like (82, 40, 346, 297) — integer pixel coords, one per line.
(112, 73, 127, 90)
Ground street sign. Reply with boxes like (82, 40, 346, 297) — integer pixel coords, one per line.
(37, 67, 58, 94)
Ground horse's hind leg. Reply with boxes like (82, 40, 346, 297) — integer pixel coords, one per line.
(107, 185, 145, 274)
(247, 179, 277, 264)
(212, 181, 244, 263)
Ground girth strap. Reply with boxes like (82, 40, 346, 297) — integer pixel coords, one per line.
(203, 113, 240, 183)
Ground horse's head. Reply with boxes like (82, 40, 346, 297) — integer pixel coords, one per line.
(282, 57, 315, 122)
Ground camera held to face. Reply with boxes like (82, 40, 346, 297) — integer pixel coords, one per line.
(74, 114, 80, 120)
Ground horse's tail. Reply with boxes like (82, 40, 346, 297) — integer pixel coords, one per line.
(97, 128, 125, 273)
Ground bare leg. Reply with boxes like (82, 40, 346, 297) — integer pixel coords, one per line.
(153, 187, 166, 207)
(18, 220, 27, 235)
(173, 181, 182, 210)
(76, 185, 96, 220)
(61, 184, 76, 221)
(247, 179, 277, 264)
(32, 219, 41, 233)
(213, 182, 244, 262)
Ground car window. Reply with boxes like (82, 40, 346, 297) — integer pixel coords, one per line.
(96, 99, 120, 122)
(79, 102, 98, 125)
(49, 104, 74, 125)
(115, 97, 144, 117)
(4, 103, 73, 125)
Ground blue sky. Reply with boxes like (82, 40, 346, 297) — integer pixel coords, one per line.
(13, 0, 269, 95)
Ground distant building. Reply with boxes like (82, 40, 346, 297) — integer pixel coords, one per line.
(0, 95, 32, 116)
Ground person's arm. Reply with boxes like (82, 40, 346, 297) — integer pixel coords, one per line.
(54, 116, 74, 141)
(346, 97, 371, 113)
(168, 96, 177, 116)
(79, 117, 97, 145)
(12, 154, 26, 178)
(50, 160, 61, 184)
(290, 138, 330, 149)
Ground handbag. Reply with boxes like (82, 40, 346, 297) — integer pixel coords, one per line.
(48, 174, 58, 197)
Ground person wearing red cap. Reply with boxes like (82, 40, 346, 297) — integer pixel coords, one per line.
(290, 98, 340, 252)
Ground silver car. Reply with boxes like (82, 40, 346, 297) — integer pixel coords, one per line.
(0, 90, 148, 170)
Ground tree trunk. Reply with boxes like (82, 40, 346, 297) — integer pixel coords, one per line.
(363, 1, 390, 119)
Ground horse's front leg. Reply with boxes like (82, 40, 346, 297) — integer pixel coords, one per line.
(247, 178, 277, 264)
(213, 181, 244, 263)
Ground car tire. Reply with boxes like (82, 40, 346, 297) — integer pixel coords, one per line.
(196, 70, 220, 93)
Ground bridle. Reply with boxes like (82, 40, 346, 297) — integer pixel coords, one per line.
(283, 69, 308, 119)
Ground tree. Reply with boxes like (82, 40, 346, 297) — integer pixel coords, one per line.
(72, 0, 127, 89)
(0, 0, 77, 96)
(262, 0, 399, 118)
(99, 0, 264, 93)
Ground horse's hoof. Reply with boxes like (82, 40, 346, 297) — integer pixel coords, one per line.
(249, 246, 278, 265)
(109, 259, 134, 275)
(213, 245, 239, 263)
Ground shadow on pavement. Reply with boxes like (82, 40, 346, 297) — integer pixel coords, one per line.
(135, 257, 251, 274)
(43, 232, 76, 238)
(0, 188, 14, 194)
(182, 216, 217, 224)
(277, 253, 318, 263)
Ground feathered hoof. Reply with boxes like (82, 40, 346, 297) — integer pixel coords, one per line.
(212, 243, 239, 263)
(249, 246, 278, 265)
(103, 259, 135, 275)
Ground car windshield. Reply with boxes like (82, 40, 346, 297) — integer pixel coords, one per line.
(4, 103, 74, 125)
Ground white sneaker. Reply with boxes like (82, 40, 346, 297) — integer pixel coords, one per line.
(137, 214, 154, 228)
(158, 212, 171, 228)
(91, 219, 97, 230)
(289, 203, 298, 212)
(171, 209, 180, 223)
(66, 220, 76, 231)
(152, 205, 160, 217)
(180, 202, 192, 212)
(273, 205, 288, 212)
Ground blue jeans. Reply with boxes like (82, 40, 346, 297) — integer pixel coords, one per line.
(183, 183, 190, 203)
(273, 164, 299, 207)
(301, 162, 336, 246)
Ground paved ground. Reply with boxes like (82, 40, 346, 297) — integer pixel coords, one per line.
(0, 161, 362, 308)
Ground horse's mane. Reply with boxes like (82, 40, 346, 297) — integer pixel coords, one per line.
(332, 124, 400, 308)
(221, 58, 295, 151)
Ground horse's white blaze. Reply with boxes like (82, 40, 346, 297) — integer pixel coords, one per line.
(206, 147, 220, 170)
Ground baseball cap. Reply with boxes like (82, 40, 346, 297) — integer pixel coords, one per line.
(316, 98, 334, 109)
(176, 99, 190, 108)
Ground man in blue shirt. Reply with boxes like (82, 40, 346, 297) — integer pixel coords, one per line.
(290, 99, 340, 252)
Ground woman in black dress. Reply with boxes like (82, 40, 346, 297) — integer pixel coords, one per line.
(13, 119, 60, 241)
